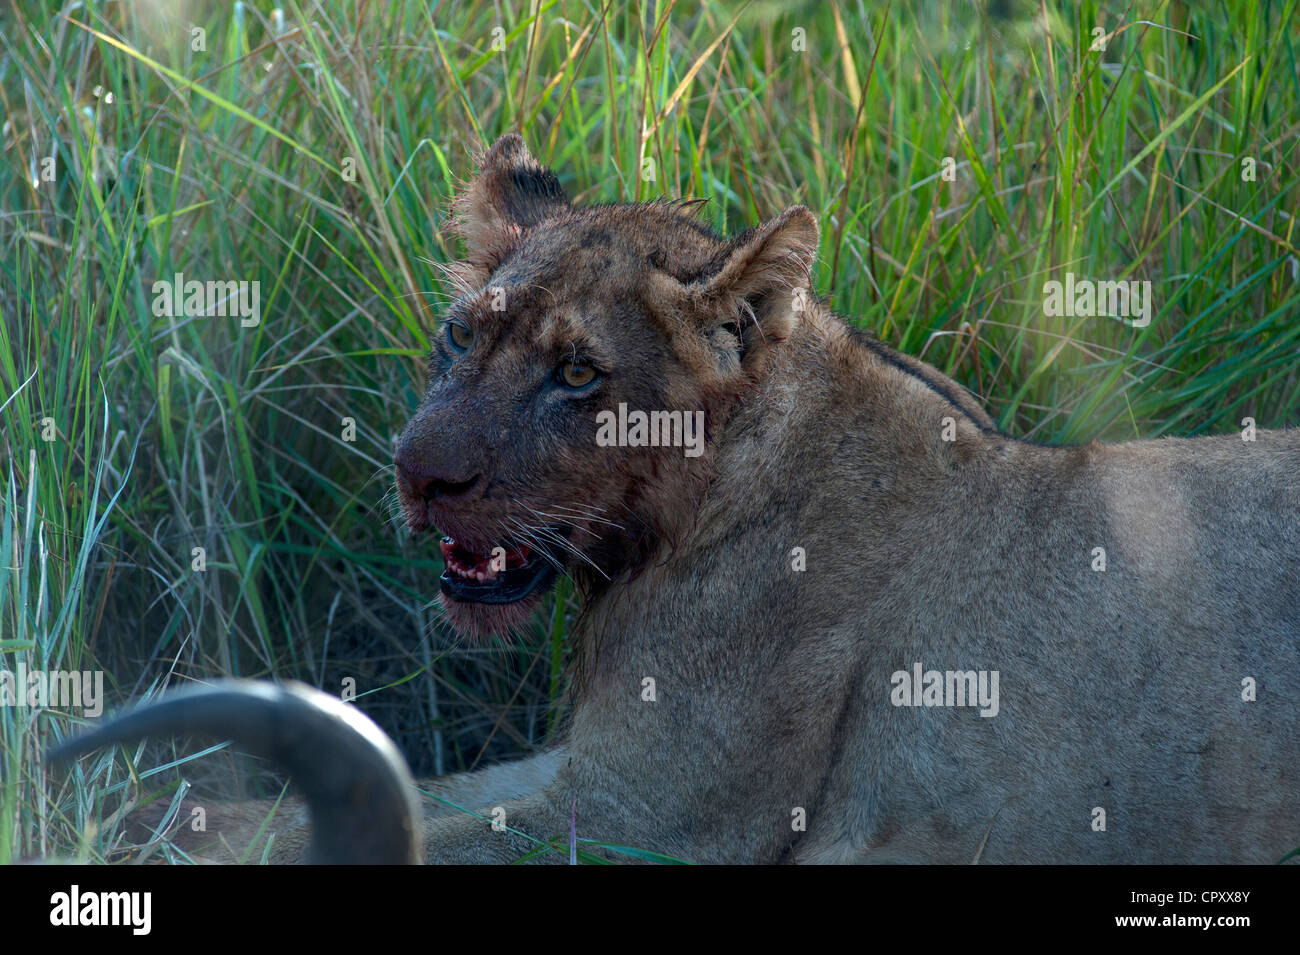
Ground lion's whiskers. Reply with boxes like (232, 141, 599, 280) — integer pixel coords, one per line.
(532, 502, 624, 531)
(503, 514, 609, 582)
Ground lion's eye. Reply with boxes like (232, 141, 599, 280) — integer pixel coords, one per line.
(447, 322, 474, 352)
(558, 360, 598, 389)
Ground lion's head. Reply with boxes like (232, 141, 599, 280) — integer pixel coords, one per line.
(394, 135, 818, 638)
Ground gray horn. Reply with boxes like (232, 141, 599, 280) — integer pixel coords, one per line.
(49, 680, 422, 864)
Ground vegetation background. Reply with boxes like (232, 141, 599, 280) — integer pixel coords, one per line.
(1, 0, 1297, 862)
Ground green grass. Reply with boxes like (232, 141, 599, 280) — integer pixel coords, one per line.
(1, 0, 1297, 862)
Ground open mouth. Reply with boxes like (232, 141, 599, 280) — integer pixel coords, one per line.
(438, 534, 564, 604)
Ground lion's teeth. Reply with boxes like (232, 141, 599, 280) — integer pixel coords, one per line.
(444, 538, 528, 583)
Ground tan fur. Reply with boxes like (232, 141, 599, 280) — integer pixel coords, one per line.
(162, 136, 1300, 863)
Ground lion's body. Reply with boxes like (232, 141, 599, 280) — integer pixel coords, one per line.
(160, 136, 1299, 864)
(545, 308, 1300, 863)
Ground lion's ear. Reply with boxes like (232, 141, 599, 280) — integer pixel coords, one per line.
(695, 206, 819, 345)
(447, 134, 569, 286)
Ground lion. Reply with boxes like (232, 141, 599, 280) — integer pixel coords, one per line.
(59, 134, 1300, 863)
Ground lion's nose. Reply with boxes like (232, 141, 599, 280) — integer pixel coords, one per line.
(394, 451, 482, 502)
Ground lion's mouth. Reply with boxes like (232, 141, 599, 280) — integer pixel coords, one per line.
(438, 534, 563, 605)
